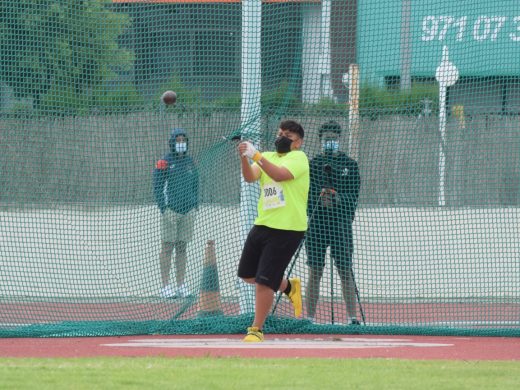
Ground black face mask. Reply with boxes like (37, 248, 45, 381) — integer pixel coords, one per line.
(274, 136, 292, 153)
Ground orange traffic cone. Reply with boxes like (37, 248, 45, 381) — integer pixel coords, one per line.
(198, 240, 223, 317)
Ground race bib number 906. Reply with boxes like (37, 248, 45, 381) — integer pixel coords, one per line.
(262, 182, 286, 210)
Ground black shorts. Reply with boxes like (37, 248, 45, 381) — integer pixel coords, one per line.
(305, 225, 354, 274)
(237, 225, 305, 292)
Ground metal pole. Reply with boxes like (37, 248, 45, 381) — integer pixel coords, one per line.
(438, 84, 447, 206)
(238, 0, 262, 314)
(435, 46, 459, 207)
(351, 268, 366, 324)
(345, 64, 360, 161)
(330, 255, 335, 324)
(400, 0, 412, 91)
(320, 0, 334, 99)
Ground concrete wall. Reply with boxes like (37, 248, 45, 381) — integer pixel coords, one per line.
(1, 111, 519, 207)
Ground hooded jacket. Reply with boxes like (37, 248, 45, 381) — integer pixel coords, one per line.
(153, 129, 199, 214)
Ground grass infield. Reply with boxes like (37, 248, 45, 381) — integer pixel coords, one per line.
(0, 357, 519, 389)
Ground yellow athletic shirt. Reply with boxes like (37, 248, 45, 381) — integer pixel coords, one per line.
(254, 150, 309, 231)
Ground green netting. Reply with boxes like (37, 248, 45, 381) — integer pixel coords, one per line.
(1, 0, 519, 338)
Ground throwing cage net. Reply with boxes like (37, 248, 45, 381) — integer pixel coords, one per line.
(1, 0, 519, 337)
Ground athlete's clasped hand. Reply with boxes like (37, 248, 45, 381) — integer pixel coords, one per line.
(239, 141, 262, 162)
(239, 141, 257, 158)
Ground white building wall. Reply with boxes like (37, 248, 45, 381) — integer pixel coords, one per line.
(302, 2, 334, 104)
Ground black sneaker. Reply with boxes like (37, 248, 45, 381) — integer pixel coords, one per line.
(350, 318, 361, 325)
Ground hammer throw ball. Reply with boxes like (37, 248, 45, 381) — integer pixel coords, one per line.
(161, 90, 177, 105)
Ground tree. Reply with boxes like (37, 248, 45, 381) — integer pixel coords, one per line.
(0, 0, 133, 114)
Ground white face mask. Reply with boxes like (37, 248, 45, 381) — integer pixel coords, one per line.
(175, 142, 187, 153)
(322, 140, 339, 152)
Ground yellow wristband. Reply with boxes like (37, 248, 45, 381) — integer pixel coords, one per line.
(252, 151, 263, 163)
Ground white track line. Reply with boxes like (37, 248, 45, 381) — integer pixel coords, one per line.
(102, 337, 453, 349)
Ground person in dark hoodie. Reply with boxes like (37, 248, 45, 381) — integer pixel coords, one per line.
(153, 128, 199, 298)
(305, 121, 361, 324)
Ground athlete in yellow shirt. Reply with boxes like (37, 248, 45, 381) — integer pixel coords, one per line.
(237, 120, 309, 342)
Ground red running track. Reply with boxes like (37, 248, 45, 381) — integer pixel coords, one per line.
(0, 334, 519, 360)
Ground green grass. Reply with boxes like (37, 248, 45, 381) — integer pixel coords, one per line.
(1, 357, 519, 389)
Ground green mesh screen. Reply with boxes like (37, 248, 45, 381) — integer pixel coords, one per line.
(1, 0, 519, 338)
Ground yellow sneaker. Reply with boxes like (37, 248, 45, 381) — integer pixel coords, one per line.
(243, 326, 264, 342)
(287, 278, 302, 317)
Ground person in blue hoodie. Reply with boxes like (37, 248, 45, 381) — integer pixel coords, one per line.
(153, 128, 199, 298)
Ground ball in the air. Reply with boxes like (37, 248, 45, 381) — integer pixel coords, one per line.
(161, 90, 177, 105)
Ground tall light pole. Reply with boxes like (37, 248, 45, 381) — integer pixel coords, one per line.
(435, 46, 459, 206)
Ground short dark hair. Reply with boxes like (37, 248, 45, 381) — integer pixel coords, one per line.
(318, 121, 342, 139)
(279, 120, 304, 138)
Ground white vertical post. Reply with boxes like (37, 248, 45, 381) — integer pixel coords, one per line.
(238, 0, 262, 314)
(302, 2, 333, 103)
(320, 0, 334, 99)
(435, 46, 459, 207)
(400, 0, 412, 91)
(343, 64, 360, 161)
(438, 84, 447, 206)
